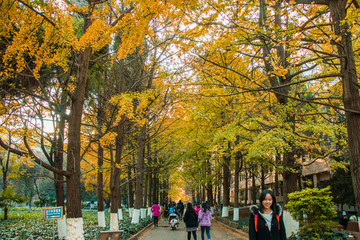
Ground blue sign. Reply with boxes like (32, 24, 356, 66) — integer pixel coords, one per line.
(44, 207, 63, 220)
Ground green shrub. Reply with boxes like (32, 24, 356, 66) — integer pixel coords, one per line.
(285, 186, 337, 239)
(34, 200, 41, 207)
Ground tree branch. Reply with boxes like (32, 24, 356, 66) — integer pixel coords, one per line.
(110, 5, 135, 27)
(0, 137, 71, 177)
(17, 0, 56, 27)
(23, 136, 72, 177)
(291, 0, 329, 5)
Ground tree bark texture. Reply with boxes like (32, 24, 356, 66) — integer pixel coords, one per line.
(55, 115, 65, 208)
(135, 123, 146, 209)
(66, 45, 91, 219)
(234, 151, 240, 208)
(328, 0, 360, 214)
(111, 120, 125, 213)
(222, 154, 231, 206)
(206, 158, 213, 206)
(128, 165, 134, 208)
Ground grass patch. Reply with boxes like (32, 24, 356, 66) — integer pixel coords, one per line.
(0, 207, 152, 239)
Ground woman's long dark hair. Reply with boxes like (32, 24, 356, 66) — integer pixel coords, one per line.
(201, 202, 210, 212)
(187, 202, 193, 210)
(259, 189, 276, 213)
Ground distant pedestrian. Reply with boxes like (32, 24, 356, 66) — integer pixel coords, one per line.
(214, 202, 218, 213)
(177, 200, 185, 220)
(160, 203, 165, 218)
(339, 211, 349, 230)
(164, 202, 170, 219)
(249, 189, 286, 240)
(151, 201, 160, 228)
(184, 202, 198, 240)
(198, 202, 212, 240)
(194, 203, 200, 215)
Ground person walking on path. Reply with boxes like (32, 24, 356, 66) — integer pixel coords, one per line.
(339, 211, 349, 230)
(177, 200, 185, 220)
(194, 203, 200, 215)
(198, 202, 212, 240)
(183, 202, 198, 240)
(249, 189, 286, 240)
(151, 201, 161, 228)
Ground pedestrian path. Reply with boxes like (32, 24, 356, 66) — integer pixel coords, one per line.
(137, 217, 248, 240)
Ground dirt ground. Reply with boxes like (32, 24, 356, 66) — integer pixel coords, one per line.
(136, 217, 249, 240)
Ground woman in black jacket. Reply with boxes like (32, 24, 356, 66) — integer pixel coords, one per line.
(183, 202, 198, 240)
(249, 189, 286, 240)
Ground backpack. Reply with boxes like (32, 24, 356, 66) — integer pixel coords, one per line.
(254, 214, 280, 232)
(169, 207, 175, 214)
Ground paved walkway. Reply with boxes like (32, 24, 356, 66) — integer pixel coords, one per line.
(137, 217, 248, 240)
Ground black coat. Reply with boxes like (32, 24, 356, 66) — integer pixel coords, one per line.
(183, 208, 198, 228)
(249, 204, 286, 240)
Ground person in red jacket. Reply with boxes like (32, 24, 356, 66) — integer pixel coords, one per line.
(248, 189, 286, 240)
(194, 203, 201, 215)
(151, 201, 161, 228)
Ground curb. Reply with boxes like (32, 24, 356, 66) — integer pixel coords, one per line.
(212, 218, 249, 239)
(128, 222, 154, 240)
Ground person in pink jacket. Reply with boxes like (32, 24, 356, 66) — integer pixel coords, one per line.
(198, 202, 212, 240)
(151, 201, 161, 227)
(194, 203, 201, 215)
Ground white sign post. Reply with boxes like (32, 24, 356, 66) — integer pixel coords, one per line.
(44, 207, 63, 239)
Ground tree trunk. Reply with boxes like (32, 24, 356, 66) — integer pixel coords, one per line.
(54, 115, 66, 238)
(260, 0, 298, 204)
(261, 166, 265, 191)
(97, 78, 106, 215)
(234, 151, 240, 208)
(144, 172, 149, 207)
(96, 96, 105, 227)
(328, 0, 360, 214)
(275, 153, 280, 196)
(135, 123, 146, 209)
(217, 179, 221, 206)
(128, 165, 134, 208)
(222, 156, 231, 206)
(66, 40, 92, 238)
(245, 168, 248, 206)
(97, 141, 105, 227)
(2, 145, 9, 221)
(233, 150, 241, 221)
(222, 144, 231, 218)
(55, 116, 65, 208)
(110, 119, 125, 229)
(252, 171, 257, 204)
(97, 146, 104, 212)
(206, 158, 213, 206)
(132, 123, 146, 223)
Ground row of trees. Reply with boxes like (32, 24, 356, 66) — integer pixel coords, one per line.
(0, 0, 188, 238)
(1, 0, 360, 239)
(154, 0, 359, 216)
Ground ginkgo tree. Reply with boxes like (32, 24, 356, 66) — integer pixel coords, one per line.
(1, 0, 360, 236)
(0, 0, 198, 238)
(163, 0, 352, 210)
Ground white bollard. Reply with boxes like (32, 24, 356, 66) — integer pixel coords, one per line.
(222, 206, 229, 218)
(131, 209, 141, 224)
(233, 207, 239, 221)
(140, 208, 147, 218)
(110, 213, 119, 230)
(118, 208, 123, 220)
(283, 210, 299, 237)
(58, 215, 67, 239)
(98, 211, 106, 227)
